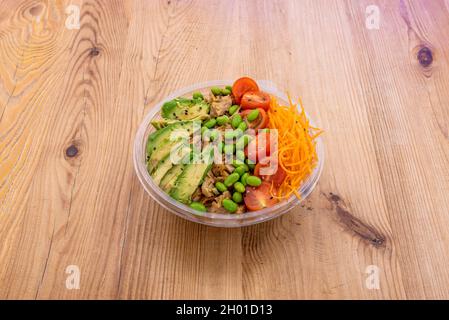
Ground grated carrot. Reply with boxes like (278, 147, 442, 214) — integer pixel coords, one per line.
(268, 95, 323, 200)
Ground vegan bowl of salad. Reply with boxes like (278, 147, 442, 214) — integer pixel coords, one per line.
(133, 77, 324, 227)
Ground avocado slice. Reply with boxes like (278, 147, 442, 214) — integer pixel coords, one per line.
(160, 164, 185, 192)
(169, 163, 212, 204)
(161, 98, 210, 121)
(146, 121, 196, 173)
(151, 155, 174, 186)
(146, 121, 193, 158)
(150, 119, 180, 130)
(150, 141, 192, 184)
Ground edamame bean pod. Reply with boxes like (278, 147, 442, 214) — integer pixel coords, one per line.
(204, 118, 217, 129)
(223, 144, 234, 155)
(229, 105, 239, 115)
(247, 109, 260, 122)
(246, 175, 262, 187)
(215, 182, 228, 193)
(234, 166, 246, 176)
(222, 199, 238, 213)
(245, 158, 256, 170)
(221, 88, 231, 96)
(238, 122, 248, 132)
(211, 87, 222, 96)
(236, 135, 251, 150)
(224, 130, 235, 141)
(234, 182, 246, 193)
(232, 192, 243, 204)
(218, 141, 224, 153)
(224, 173, 240, 187)
(240, 173, 249, 186)
(236, 150, 245, 162)
(231, 114, 242, 129)
(190, 202, 206, 212)
(209, 130, 219, 141)
(216, 115, 229, 126)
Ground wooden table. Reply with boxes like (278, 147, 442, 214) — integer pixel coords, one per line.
(1, 0, 448, 300)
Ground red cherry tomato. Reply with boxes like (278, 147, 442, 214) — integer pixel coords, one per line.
(240, 108, 269, 130)
(254, 162, 286, 187)
(241, 91, 270, 110)
(232, 77, 259, 105)
(244, 131, 271, 163)
(244, 181, 278, 211)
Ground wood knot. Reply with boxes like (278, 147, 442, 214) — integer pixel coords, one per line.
(29, 4, 43, 16)
(323, 192, 386, 248)
(417, 47, 433, 67)
(65, 145, 79, 158)
(89, 47, 100, 57)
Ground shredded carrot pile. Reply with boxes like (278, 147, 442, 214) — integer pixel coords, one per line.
(267, 95, 323, 200)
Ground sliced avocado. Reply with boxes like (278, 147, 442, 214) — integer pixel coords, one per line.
(161, 98, 210, 121)
(151, 140, 191, 185)
(151, 155, 174, 185)
(160, 164, 185, 192)
(148, 139, 188, 174)
(146, 121, 195, 172)
(169, 162, 212, 204)
(150, 119, 181, 130)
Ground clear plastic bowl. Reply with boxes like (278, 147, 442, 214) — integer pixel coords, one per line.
(133, 80, 324, 227)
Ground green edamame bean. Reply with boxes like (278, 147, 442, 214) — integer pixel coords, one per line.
(218, 141, 224, 153)
(192, 92, 204, 100)
(232, 160, 241, 167)
(224, 130, 235, 141)
(202, 128, 210, 140)
(224, 173, 240, 187)
(232, 192, 243, 204)
(215, 182, 227, 193)
(190, 202, 206, 212)
(229, 105, 239, 115)
(221, 88, 231, 96)
(245, 158, 256, 170)
(234, 166, 246, 176)
(231, 114, 242, 129)
(240, 173, 249, 186)
(211, 87, 222, 96)
(234, 182, 246, 193)
(238, 122, 247, 132)
(204, 118, 217, 129)
(236, 150, 245, 162)
(210, 130, 219, 141)
(236, 135, 250, 150)
(233, 129, 244, 139)
(223, 144, 234, 155)
(216, 115, 229, 126)
(222, 199, 238, 213)
(247, 109, 260, 122)
(201, 126, 208, 135)
(246, 175, 262, 187)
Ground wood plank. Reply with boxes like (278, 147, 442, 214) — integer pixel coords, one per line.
(0, 0, 448, 299)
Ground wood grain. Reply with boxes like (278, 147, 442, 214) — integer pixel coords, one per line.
(0, 0, 448, 299)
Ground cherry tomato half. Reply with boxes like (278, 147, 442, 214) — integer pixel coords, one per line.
(232, 77, 259, 105)
(244, 181, 278, 211)
(240, 108, 269, 130)
(254, 162, 286, 187)
(245, 131, 271, 163)
(240, 91, 270, 110)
